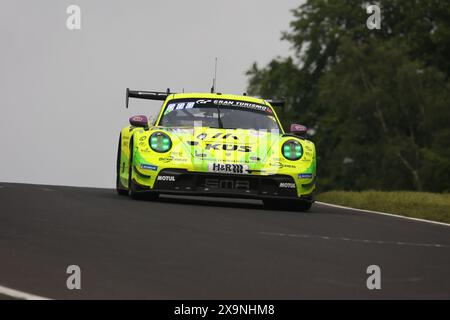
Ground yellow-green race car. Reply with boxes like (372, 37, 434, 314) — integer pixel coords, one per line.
(116, 89, 316, 211)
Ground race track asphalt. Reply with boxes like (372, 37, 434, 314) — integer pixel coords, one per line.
(0, 182, 449, 299)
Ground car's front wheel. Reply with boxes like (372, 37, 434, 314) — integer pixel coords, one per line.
(128, 138, 159, 201)
(293, 200, 313, 212)
(116, 134, 128, 196)
(263, 199, 312, 212)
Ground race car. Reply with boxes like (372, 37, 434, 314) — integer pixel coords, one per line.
(116, 89, 316, 211)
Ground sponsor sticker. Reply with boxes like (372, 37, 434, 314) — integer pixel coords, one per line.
(270, 162, 296, 169)
(213, 99, 270, 113)
(208, 163, 249, 174)
(140, 164, 158, 171)
(165, 102, 196, 114)
(204, 178, 250, 190)
(157, 175, 175, 182)
(158, 156, 187, 163)
(189, 142, 251, 153)
(298, 173, 313, 179)
(279, 182, 296, 188)
(195, 151, 207, 158)
(165, 103, 176, 114)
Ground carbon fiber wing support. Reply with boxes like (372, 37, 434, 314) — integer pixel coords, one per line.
(126, 88, 174, 108)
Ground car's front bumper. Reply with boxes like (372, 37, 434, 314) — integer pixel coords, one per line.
(132, 169, 315, 202)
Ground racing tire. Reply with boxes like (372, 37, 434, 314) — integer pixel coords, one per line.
(263, 199, 312, 212)
(128, 138, 159, 201)
(294, 200, 313, 212)
(262, 199, 278, 210)
(116, 134, 128, 196)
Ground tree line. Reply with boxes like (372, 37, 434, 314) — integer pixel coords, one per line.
(247, 0, 450, 192)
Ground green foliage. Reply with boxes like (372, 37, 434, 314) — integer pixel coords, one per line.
(246, 0, 450, 192)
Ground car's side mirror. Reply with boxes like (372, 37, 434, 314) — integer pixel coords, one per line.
(290, 123, 308, 136)
(129, 115, 148, 128)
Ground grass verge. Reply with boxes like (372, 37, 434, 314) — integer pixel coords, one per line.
(316, 191, 450, 224)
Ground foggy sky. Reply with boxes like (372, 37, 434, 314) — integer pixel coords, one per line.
(0, 0, 302, 188)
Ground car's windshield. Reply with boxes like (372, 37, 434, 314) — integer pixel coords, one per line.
(158, 98, 281, 131)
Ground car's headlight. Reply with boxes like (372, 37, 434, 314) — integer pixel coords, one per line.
(282, 140, 303, 160)
(149, 132, 172, 152)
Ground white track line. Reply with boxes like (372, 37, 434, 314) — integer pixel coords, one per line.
(316, 202, 450, 227)
(0, 284, 51, 300)
(259, 232, 450, 248)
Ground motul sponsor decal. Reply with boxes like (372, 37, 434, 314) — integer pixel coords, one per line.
(157, 175, 175, 181)
(279, 182, 296, 188)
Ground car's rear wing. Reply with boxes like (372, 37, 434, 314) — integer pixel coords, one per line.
(125, 87, 285, 109)
(126, 88, 173, 108)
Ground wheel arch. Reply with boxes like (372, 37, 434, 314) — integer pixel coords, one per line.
(117, 126, 138, 190)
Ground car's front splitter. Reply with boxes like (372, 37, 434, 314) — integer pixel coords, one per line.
(132, 169, 314, 202)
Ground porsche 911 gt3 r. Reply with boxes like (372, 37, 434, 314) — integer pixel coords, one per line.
(116, 89, 316, 211)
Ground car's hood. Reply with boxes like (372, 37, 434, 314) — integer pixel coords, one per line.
(158, 126, 283, 165)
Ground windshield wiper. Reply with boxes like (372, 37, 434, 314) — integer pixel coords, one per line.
(215, 104, 224, 129)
